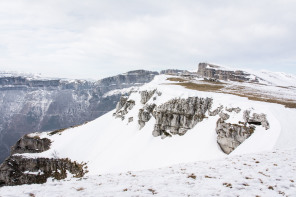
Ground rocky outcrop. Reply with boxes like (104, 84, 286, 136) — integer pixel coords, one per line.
(0, 156, 87, 186)
(226, 107, 241, 113)
(216, 118, 255, 154)
(160, 69, 186, 75)
(140, 90, 156, 104)
(11, 135, 51, 155)
(138, 104, 156, 129)
(243, 110, 270, 130)
(113, 97, 135, 120)
(208, 105, 223, 116)
(0, 70, 158, 163)
(216, 110, 270, 154)
(219, 112, 230, 121)
(152, 97, 212, 138)
(197, 62, 258, 82)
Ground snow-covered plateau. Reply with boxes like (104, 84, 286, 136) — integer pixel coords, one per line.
(1, 64, 296, 196)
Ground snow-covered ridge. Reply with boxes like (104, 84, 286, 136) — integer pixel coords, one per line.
(2, 75, 295, 176)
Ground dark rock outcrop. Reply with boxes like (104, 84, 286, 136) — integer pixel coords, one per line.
(0, 156, 87, 186)
(11, 135, 51, 155)
(152, 97, 212, 138)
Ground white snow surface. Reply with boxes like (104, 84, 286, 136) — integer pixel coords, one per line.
(16, 75, 296, 175)
(1, 148, 296, 197)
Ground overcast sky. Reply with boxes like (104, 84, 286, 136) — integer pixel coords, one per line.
(0, 0, 295, 79)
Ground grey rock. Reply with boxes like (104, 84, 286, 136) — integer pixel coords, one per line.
(197, 62, 258, 82)
(248, 113, 270, 130)
(219, 112, 230, 121)
(243, 110, 270, 130)
(216, 118, 255, 154)
(11, 135, 51, 155)
(208, 105, 223, 116)
(226, 107, 241, 113)
(140, 90, 156, 104)
(243, 110, 251, 123)
(128, 117, 133, 123)
(113, 97, 135, 120)
(138, 104, 156, 129)
(0, 156, 87, 186)
(152, 97, 212, 137)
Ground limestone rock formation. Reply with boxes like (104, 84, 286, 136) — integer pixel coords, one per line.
(226, 107, 241, 113)
(152, 97, 212, 138)
(243, 110, 270, 130)
(216, 118, 255, 154)
(113, 96, 135, 120)
(197, 62, 258, 82)
(140, 90, 156, 104)
(138, 104, 156, 129)
(11, 135, 51, 155)
(0, 156, 87, 186)
(208, 105, 223, 116)
(216, 110, 270, 154)
(219, 112, 230, 121)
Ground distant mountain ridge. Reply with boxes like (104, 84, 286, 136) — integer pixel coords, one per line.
(0, 70, 158, 163)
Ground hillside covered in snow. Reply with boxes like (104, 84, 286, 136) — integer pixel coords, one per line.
(0, 63, 296, 196)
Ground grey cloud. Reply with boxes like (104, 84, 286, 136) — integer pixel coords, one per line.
(0, 0, 295, 79)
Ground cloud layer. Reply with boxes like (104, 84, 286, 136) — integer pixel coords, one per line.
(0, 0, 295, 79)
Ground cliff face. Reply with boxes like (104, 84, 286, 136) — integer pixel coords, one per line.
(0, 70, 158, 163)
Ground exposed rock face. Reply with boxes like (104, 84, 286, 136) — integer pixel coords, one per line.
(140, 90, 156, 104)
(216, 118, 255, 154)
(226, 107, 241, 113)
(152, 97, 212, 138)
(138, 104, 156, 129)
(160, 69, 186, 75)
(243, 110, 270, 130)
(11, 135, 51, 155)
(219, 112, 230, 121)
(113, 97, 135, 120)
(0, 70, 158, 163)
(197, 62, 258, 82)
(0, 156, 87, 186)
(216, 110, 270, 154)
(208, 105, 223, 116)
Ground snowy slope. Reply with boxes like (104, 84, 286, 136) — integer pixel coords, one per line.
(16, 75, 296, 175)
(1, 148, 296, 197)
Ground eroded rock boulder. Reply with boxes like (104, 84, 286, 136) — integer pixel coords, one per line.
(216, 118, 255, 154)
(113, 96, 135, 120)
(152, 97, 212, 138)
(138, 104, 157, 129)
(208, 105, 223, 116)
(140, 90, 156, 104)
(243, 110, 270, 130)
